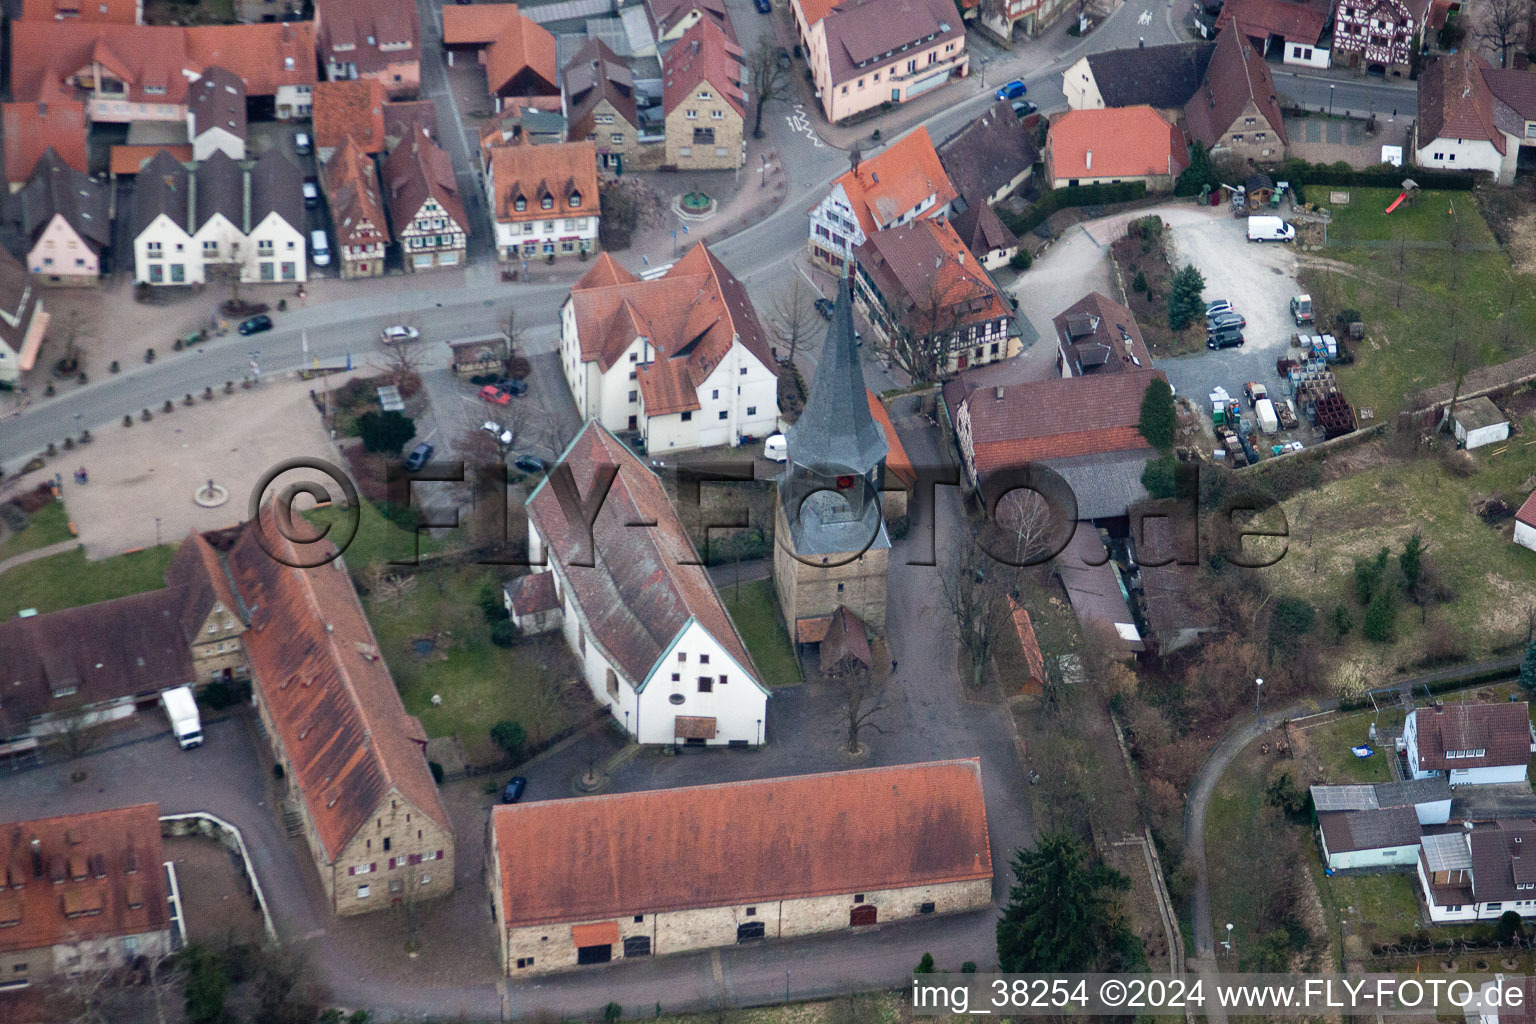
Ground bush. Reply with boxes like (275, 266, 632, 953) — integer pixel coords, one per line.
(1141, 455, 1178, 499)
(479, 581, 510, 622)
(123, 414, 134, 428)
(961, 962, 977, 974)
(604, 1003, 623, 1024)
(428, 761, 444, 784)
(1265, 761, 1310, 816)
(998, 181, 1147, 239)
(181, 944, 227, 1024)
(916, 952, 935, 974)
(163, 399, 174, 413)
(1363, 587, 1397, 643)
(141, 408, 153, 422)
(109, 360, 120, 373)
(145, 347, 156, 363)
(357, 410, 417, 454)
(1137, 377, 1177, 452)
(1175, 142, 1218, 197)
(491, 720, 526, 760)
(490, 619, 516, 647)
(1009, 249, 1033, 270)
(1167, 263, 1206, 330)
(1132, 269, 1148, 292)
(1353, 547, 1390, 605)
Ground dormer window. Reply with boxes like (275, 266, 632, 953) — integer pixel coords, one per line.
(514, 196, 526, 212)
(541, 195, 554, 210)
(570, 192, 582, 208)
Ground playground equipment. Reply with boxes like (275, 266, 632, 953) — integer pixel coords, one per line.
(1384, 178, 1420, 214)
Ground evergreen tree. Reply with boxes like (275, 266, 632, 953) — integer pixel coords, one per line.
(1137, 377, 1177, 452)
(1520, 633, 1536, 692)
(997, 833, 1134, 972)
(1167, 264, 1207, 330)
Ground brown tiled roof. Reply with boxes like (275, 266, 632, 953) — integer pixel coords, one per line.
(314, 80, 388, 155)
(566, 242, 777, 409)
(962, 368, 1166, 478)
(950, 201, 1019, 262)
(1414, 702, 1532, 770)
(1083, 41, 1216, 109)
(937, 99, 1038, 206)
(490, 759, 992, 926)
(524, 421, 764, 689)
(854, 218, 1011, 336)
(442, 2, 526, 45)
(564, 38, 638, 137)
(647, 0, 733, 39)
(1470, 820, 1536, 903)
(0, 804, 168, 956)
(819, 606, 872, 673)
(1318, 806, 1422, 855)
(1052, 291, 1153, 374)
(1486, 67, 1536, 138)
(1183, 21, 1287, 149)
(484, 9, 559, 96)
(795, 615, 833, 644)
(194, 149, 243, 233)
(13, 147, 111, 252)
(19, 0, 140, 22)
(794, 0, 838, 25)
(819, 0, 964, 90)
(186, 22, 318, 97)
(315, 0, 419, 76)
(188, 66, 246, 144)
(383, 126, 468, 238)
(866, 389, 914, 488)
(382, 99, 438, 147)
(226, 507, 452, 861)
(323, 136, 391, 247)
(509, 571, 559, 616)
(1418, 51, 1502, 150)
(2, 101, 87, 185)
(1006, 595, 1045, 691)
(488, 140, 597, 224)
(663, 16, 745, 118)
(0, 587, 195, 736)
(1048, 106, 1188, 182)
(1215, 0, 1328, 42)
(1517, 491, 1536, 528)
(0, 246, 45, 370)
(825, 127, 958, 236)
(164, 530, 243, 647)
(109, 144, 193, 176)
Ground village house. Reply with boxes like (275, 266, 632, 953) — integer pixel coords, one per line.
(564, 38, 662, 172)
(0, 248, 47, 386)
(13, 148, 111, 286)
(854, 218, 1018, 375)
(1183, 21, 1288, 161)
(2, 101, 88, 191)
(383, 126, 467, 271)
(1062, 41, 1216, 114)
(1419, 822, 1536, 924)
(486, 760, 993, 973)
(948, 202, 1019, 270)
(795, 0, 968, 124)
(1316, 806, 1423, 872)
(486, 140, 599, 261)
(937, 99, 1038, 208)
(0, 804, 172, 994)
(1447, 397, 1510, 449)
(1332, 0, 1422, 76)
(1045, 106, 1189, 189)
(525, 420, 770, 745)
(323, 137, 391, 278)
(315, 0, 420, 97)
(242, 148, 308, 284)
(1414, 50, 1536, 184)
(9, 21, 317, 123)
(1053, 292, 1154, 377)
(503, 571, 562, 636)
(441, 3, 559, 112)
(662, 17, 746, 170)
(131, 150, 200, 286)
(313, 79, 388, 162)
(1214, 0, 1332, 67)
(228, 506, 456, 916)
(186, 67, 247, 162)
(1400, 701, 1536, 786)
(807, 126, 958, 272)
(1516, 492, 1536, 553)
(559, 245, 779, 448)
(974, 0, 1071, 45)
(191, 150, 248, 274)
(646, 0, 732, 48)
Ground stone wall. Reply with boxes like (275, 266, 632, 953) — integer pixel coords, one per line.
(331, 795, 455, 917)
(665, 85, 745, 170)
(772, 499, 889, 636)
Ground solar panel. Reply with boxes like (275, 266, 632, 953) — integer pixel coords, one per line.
(1310, 784, 1378, 812)
(1422, 832, 1472, 872)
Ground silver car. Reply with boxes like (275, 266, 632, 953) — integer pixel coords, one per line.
(1205, 300, 1234, 317)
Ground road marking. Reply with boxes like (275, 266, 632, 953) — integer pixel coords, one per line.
(795, 261, 822, 293)
(785, 104, 825, 148)
(1139, 8, 1152, 23)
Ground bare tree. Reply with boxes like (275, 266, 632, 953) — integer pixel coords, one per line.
(827, 654, 888, 755)
(525, 642, 569, 745)
(994, 487, 1066, 567)
(146, 949, 183, 1024)
(51, 707, 109, 761)
(883, 267, 994, 385)
(1478, 0, 1531, 67)
(768, 276, 821, 367)
(937, 538, 1014, 689)
(744, 37, 791, 139)
(503, 308, 528, 377)
(44, 943, 122, 1024)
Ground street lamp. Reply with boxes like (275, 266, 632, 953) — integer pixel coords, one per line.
(1329, 84, 1335, 117)
(756, 718, 762, 746)
(624, 710, 630, 739)
(155, 516, 161, 547)
(1226, 922, 1235, 961)
(1256, 677, 1264, 725)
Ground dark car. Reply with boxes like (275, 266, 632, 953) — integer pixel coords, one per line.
(495, 377, 529, 396)
(1207, 311, 1247, 331)
(814, 297, 835, 319)
(755, 0, 771, 10)
(238, 314, 272, 336)
(995, 80, 1027, 101)
(1207, 328, 1245, 350)
(776, 46, 792, 69)
(514, 455, 546, 474)
(1010, 99, 1038, 118)
(404, 442, 434, 472)
(501, 776, 527, 803)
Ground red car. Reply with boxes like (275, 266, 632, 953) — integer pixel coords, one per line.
(479, 384, 510, 406)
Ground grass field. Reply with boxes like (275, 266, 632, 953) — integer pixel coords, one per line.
(722, 579, 802, 686)
(1292, 709, 1401, 784)
(1326, 188, 1497, 245)
(0, 544, 175, 619)
(306, 499, 454, 574)
(0, 501, 73, 561)
(1203, 743, 1273, 962)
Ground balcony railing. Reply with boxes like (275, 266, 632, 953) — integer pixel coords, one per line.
(886, 51, 966, 83)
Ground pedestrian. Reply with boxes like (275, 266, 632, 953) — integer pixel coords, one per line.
(891, 659, 898, 673)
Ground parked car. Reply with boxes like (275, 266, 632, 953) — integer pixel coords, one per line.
(481, 420, 514, 445)
(776, 46, 791, 69)
(1207, 328, 1245, 349)
(1205, 299, 1234, 317)
(814, 297, 835, 319)
(381, 325, 421, 344)
(995, 80, 1027, 101)
(404, 442, 434, 472)
(294, 131, 311, 156)
(1207, 311, 1246, 331)
(754, 0, 771, 11)
(494, 377, 528, 396)
(514, 454, 546, 474)
(500, 776, 527, 803)
(479, 384, 511, 406)
(1010, 99, 1038, 118)
(238, 314, 272, 336)
(302, 182, 319, 208)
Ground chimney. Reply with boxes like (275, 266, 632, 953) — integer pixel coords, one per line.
(1086, 150, 1092, 170)
(1435, 701, 1444, 714)
(994, 385, 1004, 400)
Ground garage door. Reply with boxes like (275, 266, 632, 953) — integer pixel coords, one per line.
(413, 254, 433, 269)
(850, 904, 877, 927)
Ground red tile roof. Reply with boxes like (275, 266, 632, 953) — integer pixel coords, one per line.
(1414, 701, 1533, 771)
(109, 143, 192, 176)
(1417, 50, 1502, 151)
(0, 804, 168, 955)
(1216, 0, 1329, 43)
(488, 140, 598, 224)
(648, 0, 733, 39)
(187, 22, 319, 97)
(819, 0, 965, 89)
(663, 15, 745, 118)
(1517, 491, 1536, 529)
(1052, 291, 1154, 374)
(447, 4, 557, 95)
(315, 0, 419, 76)
(825, 127, 957, 236)
(314, 80, 387, 154)
(525, 421, 763, 689)
(509, 571, 559, 616)
(866, 389, 914, 488)
(323, 136, 390, 247)
(573, 251, 637, 288)
(2, 100, 87, 185)
(1183, 21, 1287, 149)
(19, 0, 140, 23)
(636, 354, 702, 415)
(226, 507, 452, 861)
(383, 126, 468, 238)
(1048, 106, 1188, 182)
(1006, 596, 1045, 694)
(854, 217, 1012, 336)
(442, 2, 525, 45)
(490, 759, 992, 926)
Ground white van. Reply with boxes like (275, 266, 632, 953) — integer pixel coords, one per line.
(161, 685, 203, 750)
(311, 229, 331, 266)
(1247, 216, 1295, 242)
(762, 434, 788, 462)
(302, 182, 319, 208)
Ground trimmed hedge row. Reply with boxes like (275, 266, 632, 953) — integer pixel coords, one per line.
(1000, 181, 1148, 238)
(1278, 159, 1480, 204)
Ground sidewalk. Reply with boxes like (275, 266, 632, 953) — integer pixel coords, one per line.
(0, 538, 78, 576)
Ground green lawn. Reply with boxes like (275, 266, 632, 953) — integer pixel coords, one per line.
(364, 567, 577, 766)
(0, 545, 175, 619)
(1297, 709, 1403, 784)
(721, 579, 802, 686)
(0, 501, 74, 561)
(1204, 743, 1271, 960)
(306, 499, 454, 574)
(1326, 188, 1497, 245)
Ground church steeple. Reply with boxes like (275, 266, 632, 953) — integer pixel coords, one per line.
(786, 275, 888, 476)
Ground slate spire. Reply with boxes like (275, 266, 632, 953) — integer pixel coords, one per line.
(786, 275, 887, 476)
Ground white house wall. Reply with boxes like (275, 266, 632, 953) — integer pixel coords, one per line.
(193, 212, 245, 267)
(1061, 56, 1102, 109)
(1449, 764, 1528, 786)
(635, 619, 767, 746)
(641, 346, 778, 453)
(1516, 520, 1536, 552)
(1325, 842, 1420, 871)
(1283, 43, 1330, 68)
(192, 125, 245, 162)
(243, 211, 308, 284)
(135, 213, 202, 285)
(29, 214, 99, 281)
(1461, 422, 1510, 449)
(1415, 136, 1506, 181)
(1415, 799, 1452, 826)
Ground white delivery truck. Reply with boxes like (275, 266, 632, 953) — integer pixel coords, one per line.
(1255, 398, 1280, 434)
(161, 686, 204, 749)
(1248, 216, 1295, 242)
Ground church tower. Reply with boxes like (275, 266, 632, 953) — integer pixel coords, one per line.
(772, 275, 890, 641)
